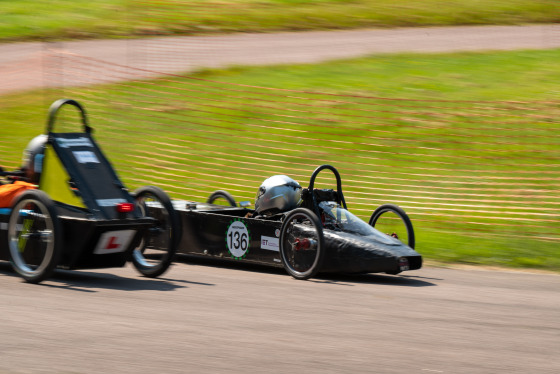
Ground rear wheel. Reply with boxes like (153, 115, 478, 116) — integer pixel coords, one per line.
(369, 204, 415, 249)
(207, 190, 237, 207)
(279, 208, 325, 280)
(7, 190, 62, 283)
(132, 186, 180, 278)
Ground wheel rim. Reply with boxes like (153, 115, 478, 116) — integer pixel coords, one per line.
(8, 198, 55, 277)
(281, 211, 322, 278)
(371, 208, 413, 248)
(133, 193, 171, 269)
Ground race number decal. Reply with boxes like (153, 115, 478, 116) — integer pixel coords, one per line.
(94, 230, 136, 254)
(226, 219, 250, 259)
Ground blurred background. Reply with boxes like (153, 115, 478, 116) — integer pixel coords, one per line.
(1, 0, 559, 271)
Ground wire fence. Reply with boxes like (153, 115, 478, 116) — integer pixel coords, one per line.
(27, 48, 558, 252)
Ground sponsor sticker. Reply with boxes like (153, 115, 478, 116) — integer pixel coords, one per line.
(226, 219, 250, 259)
(261, 235, 279, 252)
(93, 230, 136, 254)
(73, 151, 99, 164)
(96, 198, 127, 207)
(56, 137, 94, 148)
(399, 257, 410, 271)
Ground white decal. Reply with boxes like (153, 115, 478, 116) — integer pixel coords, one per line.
(226, 220, 250, 259)
(0, 222, 7, 230)
(56, 137, 94, 148)
(274, 229, 281, 237)
(96, 198, 126, 207)
(73, 151, 99, 164)
(93, 230, 136, 254)
(261, 235, 279, 251)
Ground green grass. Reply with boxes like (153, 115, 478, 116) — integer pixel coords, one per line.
(0, 0, 558, 42)
(190, 50, 560, 100)
(1, 49, 559, 272)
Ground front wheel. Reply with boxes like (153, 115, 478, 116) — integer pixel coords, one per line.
(7, 190, 62, 283)
(369, 204, 415, 249)
(132, 186, 181, 278)
(279, 208, 325, 280)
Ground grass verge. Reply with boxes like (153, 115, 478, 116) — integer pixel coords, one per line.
(1, 0, 558, 42)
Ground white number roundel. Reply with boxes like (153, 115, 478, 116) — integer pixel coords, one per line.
(226, 220, 250, 259)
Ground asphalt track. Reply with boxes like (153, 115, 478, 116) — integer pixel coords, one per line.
(0, 258, 559, 374)
(1, 24, 559, 93)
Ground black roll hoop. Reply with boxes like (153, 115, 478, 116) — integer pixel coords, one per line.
(46, 99, 92, 134)
(308, 164, 347, 214)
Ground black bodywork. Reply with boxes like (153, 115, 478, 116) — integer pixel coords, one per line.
(0, 205, 151, 270)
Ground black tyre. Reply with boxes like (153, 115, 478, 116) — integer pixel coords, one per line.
(132, 186, 181, 278)
(369, 204, 415, 249)
(207, 190, 237, 207)
(7, 190, 62, 283)
(279, 208, 325, 280)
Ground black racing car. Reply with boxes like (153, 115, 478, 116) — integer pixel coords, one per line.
(0, 99, 180, 283)
(174, 164, 421, 280)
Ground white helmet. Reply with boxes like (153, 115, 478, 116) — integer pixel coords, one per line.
(255, 175, 302, 215)
(22, 135, 47, 183)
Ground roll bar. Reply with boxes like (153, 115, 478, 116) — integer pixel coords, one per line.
(46, 99, 92, 134)
(308, 164, 347, 210)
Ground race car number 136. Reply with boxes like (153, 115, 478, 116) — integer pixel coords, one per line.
(226, 220, 250, 259)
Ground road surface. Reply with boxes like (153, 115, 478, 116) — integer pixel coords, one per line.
(1, 24, 559, 94)
(0, 259, 559, 373)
